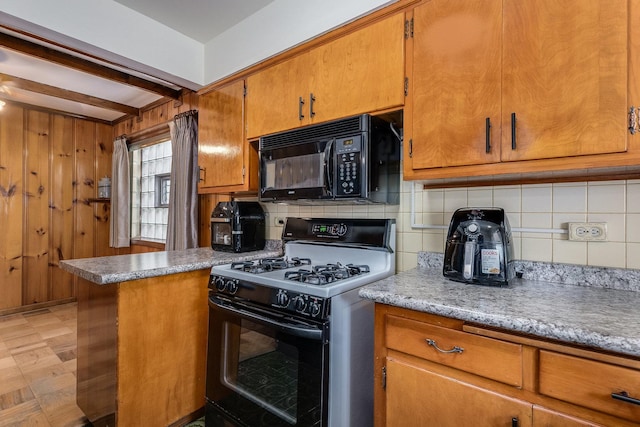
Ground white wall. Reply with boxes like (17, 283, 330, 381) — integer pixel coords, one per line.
(0, 0, 396, 87)
(203, 0, 396, 83)
(0, 0, 203, 88)
(261, 179, 640, 273)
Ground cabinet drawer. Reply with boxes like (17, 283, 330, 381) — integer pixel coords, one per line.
(385, 315, 523, 386)
(539, 351, 640, 423)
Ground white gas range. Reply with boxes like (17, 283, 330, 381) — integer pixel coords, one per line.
(206, 217, 396, 427)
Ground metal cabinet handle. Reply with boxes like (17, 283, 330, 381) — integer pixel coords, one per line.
(511, 112, 517, 150)
(612, 391, 640, 406)
(298, 96, 305, 120)
(512, 417, 519, 427)
(425, 338, 464, 354)
(198, 167, 205, 182)
(310, 92, 316, 118)
(485, 117, 491, 153)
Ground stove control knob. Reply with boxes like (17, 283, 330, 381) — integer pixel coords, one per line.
(215, 277, 226, 292)
(293, 296, 307, 312)
(226, 279, 239, 294)
(276, 290, 289, 307)
(309, 301, 321, 317)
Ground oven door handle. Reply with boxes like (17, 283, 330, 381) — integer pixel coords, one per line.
(209, 296, 325, 341)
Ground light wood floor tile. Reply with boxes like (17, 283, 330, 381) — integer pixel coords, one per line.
(0, 342, 9, 359)
(37, 325, 73, 341)
(30, 372, 76, 398)
(0, 356, 16, 370)
(0, 399, 52, 427)
(0, 385, 35, 411)
(0, 315, 29, 330)
(24, 312, 61, 328)
(35, 384, 85, 427)
(0, 366, 28, 395)
(0, 324, 37, 343)
(0, 302, 87, 427)
(45, 333, 76, 355)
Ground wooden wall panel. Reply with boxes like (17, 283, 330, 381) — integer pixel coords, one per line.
(0, 104, 118, 311)
(95, 123, 116, 258)
(23, 110, 51, 305)
(0, 105, 25, 309)
(112, 92, 198, 137)
(49, 114, 75, 301)
(73, 120, 96, 261)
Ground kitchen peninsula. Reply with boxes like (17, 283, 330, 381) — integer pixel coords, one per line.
(60, 246, 281, 427)
(361, 253, 640, 426)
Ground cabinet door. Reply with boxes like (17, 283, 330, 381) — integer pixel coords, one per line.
(501, 0, 628, 161)
(386, 358, 532, 427)
(533, 406, 604, 427)
(409, 0, 502, 169)
(311, 13, 405, 124)
(245, 53, 313, 139)
(198, 80, 246, 190)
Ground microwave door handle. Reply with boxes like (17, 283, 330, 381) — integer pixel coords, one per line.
(209, 296, 324, 341)
(324, 139, 334, 196)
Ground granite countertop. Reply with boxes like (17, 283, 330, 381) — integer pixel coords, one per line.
(59, 245, 282, 285)
(359, 253, 640, 358)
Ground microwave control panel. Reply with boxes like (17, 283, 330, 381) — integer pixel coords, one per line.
(335, 136, 362, 197)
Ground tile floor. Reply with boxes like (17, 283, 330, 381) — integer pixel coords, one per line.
(0, 302, 88, 427)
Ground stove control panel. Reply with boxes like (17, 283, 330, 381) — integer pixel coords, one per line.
(209, 275, 329, 320)
(210, 276, 239, 294)
(274, 289, 328, 319)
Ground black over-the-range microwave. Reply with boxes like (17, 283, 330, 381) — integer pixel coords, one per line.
(258, 114, 401, 204)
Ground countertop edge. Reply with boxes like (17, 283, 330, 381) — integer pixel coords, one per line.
(59, 247, 282, 285)
(359, 268, 640, 358)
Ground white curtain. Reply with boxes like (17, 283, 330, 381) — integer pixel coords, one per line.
(109, 136, 130, 248)
(166, 111, 199, 251)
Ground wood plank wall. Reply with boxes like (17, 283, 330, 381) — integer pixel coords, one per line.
(0, 103, 113, 312)
(0, 91, 224, 311)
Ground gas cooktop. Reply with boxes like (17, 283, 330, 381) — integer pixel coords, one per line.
(210, 218, 396, 299)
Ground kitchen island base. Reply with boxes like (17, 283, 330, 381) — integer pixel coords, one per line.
(76, 269, 209, 426)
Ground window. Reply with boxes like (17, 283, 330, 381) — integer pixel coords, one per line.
(130, 138, 172, 242)
(155, 173, 171, 207)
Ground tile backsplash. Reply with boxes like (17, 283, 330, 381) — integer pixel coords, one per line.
(258, 179, 640, 272)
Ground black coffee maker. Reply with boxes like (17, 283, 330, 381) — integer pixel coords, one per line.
(443, 207, 515, 286)
(211, 202, 265, 252)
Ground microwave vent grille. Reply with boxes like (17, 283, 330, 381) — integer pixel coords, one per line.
(260, 115, 366, 151)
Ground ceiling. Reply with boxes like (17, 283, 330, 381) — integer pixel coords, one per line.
(0, 0, 274, 123)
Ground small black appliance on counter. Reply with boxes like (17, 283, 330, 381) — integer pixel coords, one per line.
(210, 201, 265, 253)
(443, 207, 515, 286)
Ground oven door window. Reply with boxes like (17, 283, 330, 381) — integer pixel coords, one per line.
(208, 300, 328, 427)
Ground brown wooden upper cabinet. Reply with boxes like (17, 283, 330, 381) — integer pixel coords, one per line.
(405, 0, 629, 180)
(245, 13, 406, 140)
(198, 80, 258, 193)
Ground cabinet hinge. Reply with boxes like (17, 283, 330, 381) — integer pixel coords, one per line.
(382, 366, 387, 390)
(243, 84, 247, 97)
(629, 106, 638, 135)
(404, 18, 414, 39)
(404, 77, 409, 97)
(242, 167, 246, 177)
(409, 139, 413, 158)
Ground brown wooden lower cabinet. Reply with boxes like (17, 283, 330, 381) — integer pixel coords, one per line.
(386, 358, 532, 427)
(375, 304, 640, 427)
(76, 269, 209, 426)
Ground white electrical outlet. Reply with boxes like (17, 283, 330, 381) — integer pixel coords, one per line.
(568, 222, 607, 241)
